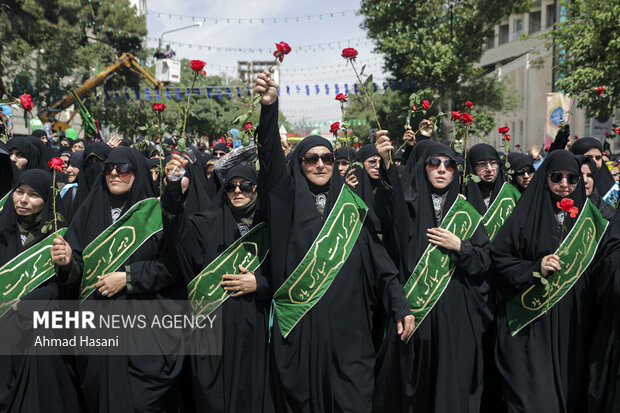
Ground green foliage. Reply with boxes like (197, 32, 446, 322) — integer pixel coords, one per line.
(549, 0, 620, 118)
(359, 0, 529, 140)
(0, 0, 146, 106)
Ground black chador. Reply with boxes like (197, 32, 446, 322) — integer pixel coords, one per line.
(160, 164, 271, 412)
(0, 170, 82, 412)
(257, 101, 411, 413)
(56, 147, 183, 412)
(374, 142, 492, 413)
(491, 150, 595, 412)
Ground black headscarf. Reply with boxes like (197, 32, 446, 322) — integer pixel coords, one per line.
(212, 142, 230, 154)
(403, 142, 461, 271)
(400, 139, 437, 205)
(72, 142, 111, 209)
(68, 150, 84, 169)
(492, 150, 586, 293)
(571, 137, 615, 195)
(356, 144, 379, 162)
(0, 142, 15, 197)
(7, 137, 45, 171)
(465, 143, 505, 215)
(183, 151, 212, 215)
(507, 152, 535, 192)
(269, 135, 343, 279)
(0, 170, 58, 263)
(334, 147, 355, 161)
(576, 155, 616, 220)
(66, 147, 155, 250)
(71, 139, 86, 151)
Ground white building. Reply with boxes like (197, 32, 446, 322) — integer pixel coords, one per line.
(478, 0, 618, 153)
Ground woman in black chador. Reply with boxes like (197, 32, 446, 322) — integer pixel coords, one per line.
(577, 155, 616, 220)
(161, 155, 271, 412)
(0, 170, 82, 412)
(50, 147, 183, 412)
(254, 71, 414, 413)
(491, 150, 595, 412)
(587, 210, 620, 412)
(373, 136, 492, 413)
(570, 137, 616, 197)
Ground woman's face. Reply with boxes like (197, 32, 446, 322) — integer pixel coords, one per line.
(547, 169, 579, 197)
(515, 167, 535, 189)
(9, 149, 28, 170)
(104, 164, 135, 195)
(584, 148, 603, 168)
(72, 142, 85, 152)
(581, 164, 594, 197)
(225, 176, 256, 207)
(425, 155, 455, 190)
(66, 163, 80, 183)
(13, 184, 44, 216)
(364, 155, 381, 180)
(300, 145, 334, 187)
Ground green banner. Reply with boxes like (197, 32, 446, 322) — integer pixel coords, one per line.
(188, 223, 269, 319)
(273, 185, 368, 338)
(482, 182, 521, 241)
(404, 196, 482, 333)
(0, 192, 8, 212)
(0, 228, 67, 318)
(506, 199, 608, 335)
(80, 198, 163, 301)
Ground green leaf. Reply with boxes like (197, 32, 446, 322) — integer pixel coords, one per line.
(504, 161, 511, 169)
(253, 93, 262, 105)
(364, 74, 374, 91)
(360, 64, 366, 76)
(471, 174, 481, 183)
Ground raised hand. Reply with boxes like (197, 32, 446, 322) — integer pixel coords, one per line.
(253, 70, 279, 105)
(375, 130, 393, 168)
(51, 235, 72, 266)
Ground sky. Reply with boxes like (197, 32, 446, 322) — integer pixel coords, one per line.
(145, 0, 389, 130)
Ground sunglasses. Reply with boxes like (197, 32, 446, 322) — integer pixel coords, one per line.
(548, 172, 580, 185)
(515, 168, 535, 176)
(589, 155, 603, 161)
(426, 156, 456, 170)
(224, 180, 255, 193)
(301, 153, 335, 166)
(103, 163, 133, 177)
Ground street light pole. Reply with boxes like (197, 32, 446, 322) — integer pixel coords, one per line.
(158, 22, 203, 50)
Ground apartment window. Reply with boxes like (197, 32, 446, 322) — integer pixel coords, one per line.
(486, 35, 495, 49)
(513, 19, 524, 41)
(499, 24, 509, 45)
(529, 11, 541, 33)
(546, 4, 555, 28)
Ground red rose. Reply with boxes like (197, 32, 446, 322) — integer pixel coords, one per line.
(226, 142, 233, 148)
(330, 122, 340, 136)
(273, 41, 291, 63)
(48, 157, 65, 172)
(335, 93, 348, 102)
(412, 104, 417, 111)
(152, 103, 166, 112)
(422, 100, 430, 110)
(515, 144, 521, 148)
(276, 41, 291, 55)
(465, 101, 474, 108)
(460, 112, 473, 125)
(18, 94, 33, 112)
(341, 48, 358, 60)
(605, 131, 609, 136)
(574, 135, 579, 139)
(569, 206, 579, 218)
(242, 122, 254, 131)
(597, 86, 604, 95)
(556, 198, 574, 212)
(505, 134, 511, 141)
(498, 126, 510, 134)
(451, 110, 461, 121)
(190, 60, 206, 72)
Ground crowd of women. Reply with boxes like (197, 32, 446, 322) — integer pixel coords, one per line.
(0, 69, 618, 413)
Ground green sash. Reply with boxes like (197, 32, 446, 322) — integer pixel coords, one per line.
(0, 228, 67, 318)
(482, 182, 521, 241)
(273, 185, 368, 338)
(188, 223, 269, 318)
(0, 192, 8, 211)
(80, 198, 163, 301)
(404, 196, 482, 333)
(506, 199, 608, 335)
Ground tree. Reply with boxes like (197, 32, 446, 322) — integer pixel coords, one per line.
(359, 0, 528, 140)
(549, 0, 620, 118)
(0, 0, 146, 108)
